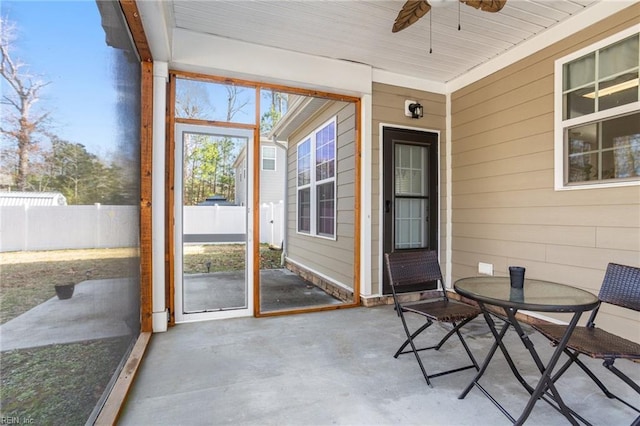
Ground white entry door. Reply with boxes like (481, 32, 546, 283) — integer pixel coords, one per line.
(175, 124, 254, 322)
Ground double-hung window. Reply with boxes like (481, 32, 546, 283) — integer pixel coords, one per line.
(262, 146, 276, 171)
(555, 28, 640, 189)
(296, 117, 336, 238)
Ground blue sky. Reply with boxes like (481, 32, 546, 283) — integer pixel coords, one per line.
(2, 1, 117, 156)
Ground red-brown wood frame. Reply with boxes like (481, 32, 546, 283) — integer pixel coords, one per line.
(120, 0, 152, 331)
(166, 70, 362, 318)
(97, 1, 153, 423)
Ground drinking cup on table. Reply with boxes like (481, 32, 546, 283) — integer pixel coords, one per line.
(509, 266, 526, 289)
(510, 287, 524, 303)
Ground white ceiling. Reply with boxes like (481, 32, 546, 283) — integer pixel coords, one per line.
(147, 0, 633, 88)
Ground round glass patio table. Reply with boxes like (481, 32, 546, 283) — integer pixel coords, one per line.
(454, 276, 599, 313)
(454, 276, 599, 425)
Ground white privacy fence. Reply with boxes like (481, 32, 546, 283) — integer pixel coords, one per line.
(1, 205, 139, 252)
(182, 202, 283, 247)
(0, 202, 284, 252)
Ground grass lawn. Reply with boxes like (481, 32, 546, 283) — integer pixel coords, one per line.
(0, 336, 132, 425)
(0, 244, 282, 424)
(0, 244, 281, 324)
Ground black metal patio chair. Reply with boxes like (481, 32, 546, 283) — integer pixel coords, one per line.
(532, 263, 640, 420)
(384, 250, 481, 387)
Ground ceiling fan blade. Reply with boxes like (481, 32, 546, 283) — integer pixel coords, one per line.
(392, 0, 432, 33)
(459, 0, 507, 13)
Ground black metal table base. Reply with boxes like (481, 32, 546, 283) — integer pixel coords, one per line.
(458, 303, 589, 425)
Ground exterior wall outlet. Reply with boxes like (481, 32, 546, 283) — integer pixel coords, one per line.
(478, 262, 493, 276)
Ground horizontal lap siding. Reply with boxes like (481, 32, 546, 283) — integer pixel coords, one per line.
(286, 102, 356, 289)
(260, 145, 286, 204)
(451, 4, 640, 342)
(371, 83, 447, 294)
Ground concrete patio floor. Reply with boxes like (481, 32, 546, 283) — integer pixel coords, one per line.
(185, 269, 342, 313)
(119, 305, 640, 425)
(0, 269, 340, 351)
(0, 278, 137, 351)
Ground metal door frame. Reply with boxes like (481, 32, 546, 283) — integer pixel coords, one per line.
(381, 125, 440, 295)
(174, 123, 254, 322)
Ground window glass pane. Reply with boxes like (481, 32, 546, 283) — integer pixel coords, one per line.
(263, 146, 276, 158)
(567, 123, 597, 183)
(263, 159, 275, 171)
(565, 85, 596, 119)
(297, 140, 311, 186)
(567, 112, 640, 183)
(298, 188, 310, 232)
(568, 151, 598, 182)
(610, 136, 640, 179)
(605, 113, 640, 179)
(598, 71, 639, 112)
(599, 35, 639, 79)
(175, 79, 256, 124)
(315, 121, 335, 181)
(564, 54, 595, 90)
(262, 146, 276, 171)
(316, 183, 335, 236)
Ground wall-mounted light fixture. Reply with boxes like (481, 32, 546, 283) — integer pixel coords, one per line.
(404, 100, 424, 119)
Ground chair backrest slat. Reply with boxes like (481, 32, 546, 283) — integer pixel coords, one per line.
(599, 263, 640, 311)
(385, 250, 443, 288)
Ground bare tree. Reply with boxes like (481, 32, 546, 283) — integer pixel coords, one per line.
(225, 85, 250, 122)
(0, 16, 51, 190)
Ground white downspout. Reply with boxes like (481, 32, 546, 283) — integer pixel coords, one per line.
(151, 61, 168, 332)
(445, 92, 453, 289)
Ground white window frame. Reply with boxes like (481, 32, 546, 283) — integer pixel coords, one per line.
(296, 117, 337, 239)
(554, 25, 640, 191)
(261, 145, 276, 171)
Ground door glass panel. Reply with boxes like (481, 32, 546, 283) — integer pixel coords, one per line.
(395, 199, 426, 249)
(181, 131, 248, 313)
(395, 144, 426, 195)
(394, 143, 428, 249)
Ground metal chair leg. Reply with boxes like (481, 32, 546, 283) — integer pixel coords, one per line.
(394, 319, 432, 357)
(397, 313, 433, 387)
